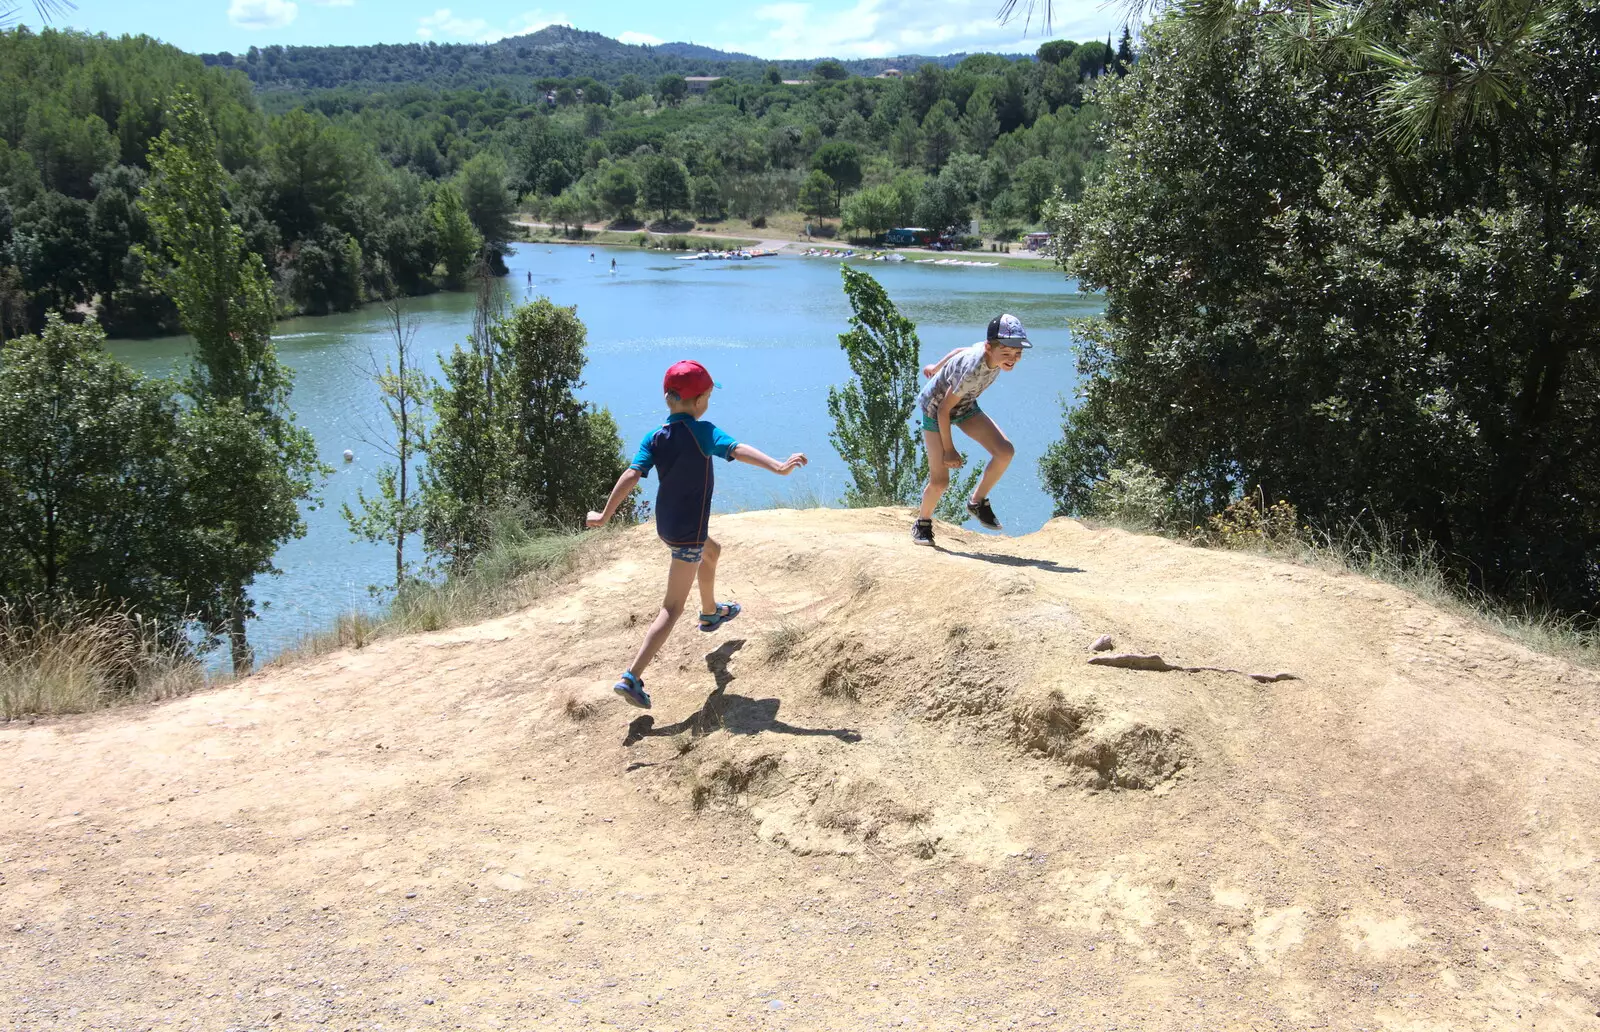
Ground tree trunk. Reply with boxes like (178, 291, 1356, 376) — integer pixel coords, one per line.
(229, 584, 252, 675)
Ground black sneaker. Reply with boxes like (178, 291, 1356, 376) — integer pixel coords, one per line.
(966, 497, 1002, 530)
(911, 518, 935, 546)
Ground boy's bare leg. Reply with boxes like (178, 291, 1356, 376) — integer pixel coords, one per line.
(957, 412, 1016, 502)
(919, 429, 950, 519)
(627, 557, 701, 677)
(695, 537, 721, 617)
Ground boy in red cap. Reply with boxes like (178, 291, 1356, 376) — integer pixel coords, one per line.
(587, 360, 807, 709)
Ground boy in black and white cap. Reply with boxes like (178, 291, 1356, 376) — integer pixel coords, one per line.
(910, 313, 1030, 546)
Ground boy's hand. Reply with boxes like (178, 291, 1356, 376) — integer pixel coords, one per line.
(775, 453, 809, 475)
(585, 510, 607, 528)
(922, 363, 937, 378)
(943, 451, 966, 470)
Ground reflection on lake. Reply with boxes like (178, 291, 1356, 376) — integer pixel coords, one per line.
(109, 243, 1102, 662)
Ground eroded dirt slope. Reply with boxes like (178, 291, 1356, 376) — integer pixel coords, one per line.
(3, 509, 1597, 1031)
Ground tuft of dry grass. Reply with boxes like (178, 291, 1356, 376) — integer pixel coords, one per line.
(562, 691, 600, 722)
(819, 660, 862, 701)
(763, 619, 809, 664)
(272, 611, 383, 667)
(1, 600, 202, 720)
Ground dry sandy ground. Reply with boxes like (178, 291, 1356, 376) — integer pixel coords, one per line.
(3, 509, 1598, 1032)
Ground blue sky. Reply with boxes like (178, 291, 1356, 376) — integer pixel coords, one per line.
(34, 0, 1122, 58)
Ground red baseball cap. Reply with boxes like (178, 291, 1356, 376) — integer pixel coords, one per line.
(662, 360, 719, 399)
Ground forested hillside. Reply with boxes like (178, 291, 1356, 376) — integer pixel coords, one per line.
(0, 26, 1118, 341)
(0, 28, 516, 338)
(201, 24, 1020, 94)
(491, 37, 1120, 241)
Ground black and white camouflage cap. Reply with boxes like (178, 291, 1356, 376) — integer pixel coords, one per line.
(986, 313, 1031, 347)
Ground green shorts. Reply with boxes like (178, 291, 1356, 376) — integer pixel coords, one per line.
(919, 404, 982, 432)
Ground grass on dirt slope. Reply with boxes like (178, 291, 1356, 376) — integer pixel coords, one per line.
(2, 508, 1597, 1031)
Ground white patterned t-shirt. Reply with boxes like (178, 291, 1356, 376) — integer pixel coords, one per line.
(916, 343, 999, 423)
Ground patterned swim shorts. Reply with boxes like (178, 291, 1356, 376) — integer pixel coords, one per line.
(668, 543, 705, 564)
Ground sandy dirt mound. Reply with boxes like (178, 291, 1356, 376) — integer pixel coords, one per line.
(3, 508, 1598, 1030)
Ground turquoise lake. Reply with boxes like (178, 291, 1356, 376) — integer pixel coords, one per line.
(110, 242, 1103, 662)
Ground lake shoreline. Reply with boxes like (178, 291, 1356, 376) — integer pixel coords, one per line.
(522, 232, 1064, 273)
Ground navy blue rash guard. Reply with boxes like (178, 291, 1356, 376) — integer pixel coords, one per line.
(630, 413, 739, 547)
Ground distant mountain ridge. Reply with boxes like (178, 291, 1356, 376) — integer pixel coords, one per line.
(652, 41, 762, 63)
(202, 23, 1030, 94)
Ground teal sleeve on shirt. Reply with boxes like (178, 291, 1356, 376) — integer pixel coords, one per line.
(690, 420, 739, 461)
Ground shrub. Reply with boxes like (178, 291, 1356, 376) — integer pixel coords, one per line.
(1194, 491, 1306, 550)
(1084, 462, 1179, 532)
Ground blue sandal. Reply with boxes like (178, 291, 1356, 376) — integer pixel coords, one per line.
(613, 671, 650, 709)
(698, 601, 742, 632)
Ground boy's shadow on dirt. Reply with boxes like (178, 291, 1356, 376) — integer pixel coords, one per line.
(935, 545, 1084, 574)
(624, 639, 862, 747)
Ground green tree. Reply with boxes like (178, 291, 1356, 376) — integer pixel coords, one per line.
(0, 316, 194, 625)
(287, 225, 364, 315)
(764, 64, 783, 85)
(595, 163, 639, 220)
(457, 152, 515, 255)
(691, 175, 721, 220)
(828, 267, 928, 506)
(799, 169, 835, 221)
(10, 191, 95, 325)
(138, 95, 324, 672)
(422, 298, 627, 564)
(921, 99, 959, 170)
(1014, 156, 1056, 221)
(963, 91, 1001, 155)
(811, 141, 862, 209)
(1046, 6, 1600, 611)
(890, 116, 922, 168)
(1114, 27, 1135, 76)
(914, 171, 971, 233)
(343, 305, 428, 590)
(547, 190, 588, 235)
(22, 105, 118, 199)
(618, 73, 646, 101)
(428, 183, 480, 286)
(656, 74, 688, 107)
(266, 109, 359, 242)
(841, 182, 901, 238)
(640, 155, 690, 221)
(497, 300, 628, 529)
(813, 59, 849, 81)
(1037, 39, 1079, 65)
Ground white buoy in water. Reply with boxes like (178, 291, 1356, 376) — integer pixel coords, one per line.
(343, 449, 354, 463)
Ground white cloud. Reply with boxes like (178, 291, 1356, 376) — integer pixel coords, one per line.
(712, 0, 1114, 60)
(417, 7, 569, 42)
(507, 10, 571, 35)
(617, 30, 663, 45)
(310, 0, 355, 6)
(228, 0, 298, 29)
(417, 8, 489, 40)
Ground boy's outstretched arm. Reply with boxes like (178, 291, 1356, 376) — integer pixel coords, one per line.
(732, 443, 808, 476)
(922, 347, 966, 379)
(586, 467, 642, 527)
